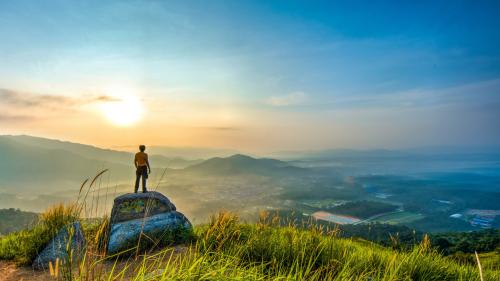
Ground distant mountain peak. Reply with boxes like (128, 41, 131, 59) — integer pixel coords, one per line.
(228, 154, 255, 160)
(184, 153, 304, 176)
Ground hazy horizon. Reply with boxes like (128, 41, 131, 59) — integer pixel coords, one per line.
(3, 133, 500, 158)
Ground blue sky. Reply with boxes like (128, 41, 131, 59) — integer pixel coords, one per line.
(0, 1, 499, 150)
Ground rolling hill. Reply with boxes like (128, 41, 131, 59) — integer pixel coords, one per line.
(2, 135, 201, 168)
(0, 137, 135, 211)
(0, 136, 193, 199)
(0, 135, 309, 215)
(0, 137, 130, 187)
(0, 208, 38, 236)
(0, 135, 304, 206)
(183, 154, 305, 176)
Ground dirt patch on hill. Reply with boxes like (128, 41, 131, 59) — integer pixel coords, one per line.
(0, 261, 50, 281)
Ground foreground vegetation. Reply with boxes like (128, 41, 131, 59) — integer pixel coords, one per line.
(0, 204, 498, 280)
(0, 204, 80, 265)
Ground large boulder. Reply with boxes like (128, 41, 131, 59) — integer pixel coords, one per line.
(107, 211, 191, 255)
(107, 192, 192, 255)
(33, 222, 86, 270)
(110, 191, 176, 224)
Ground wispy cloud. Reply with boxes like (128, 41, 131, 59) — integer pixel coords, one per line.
(0, 113, 35, 122)
(0, 88, 118, 124)
(0, 88, 78, 108)
(93, 95, 122, 102)
(0, 88, 118, 109)
(184, 126, 242, 133)
(207, 126, 241, 131)
(308, 78, 500, 112)
(264, 91, 307, 106)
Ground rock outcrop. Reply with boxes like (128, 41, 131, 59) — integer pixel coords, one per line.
(32, 222, 86, 270)
(107, 191, 192, 255)
(110, 191, 177, 224)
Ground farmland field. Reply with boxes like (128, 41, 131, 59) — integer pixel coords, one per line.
(368, 211, 424, 224)
(312, 211, 361, 224)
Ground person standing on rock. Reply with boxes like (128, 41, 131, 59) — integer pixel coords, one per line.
(134, 145, 151, 193)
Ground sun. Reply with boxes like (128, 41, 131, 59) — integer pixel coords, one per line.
(99, 87, 144, 126)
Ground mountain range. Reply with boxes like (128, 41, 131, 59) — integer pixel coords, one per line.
(0, 135, 300, 194)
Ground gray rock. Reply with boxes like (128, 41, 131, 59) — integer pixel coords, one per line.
(107, 211, 192, 255)
(32, 222, 86, 270)
(110, 191, 176, 224)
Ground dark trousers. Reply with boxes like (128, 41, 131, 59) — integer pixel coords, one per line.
(135, 166, 148, 193)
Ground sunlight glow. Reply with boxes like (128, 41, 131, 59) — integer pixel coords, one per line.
(99, 86, 144, 126)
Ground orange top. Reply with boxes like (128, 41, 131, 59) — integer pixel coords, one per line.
(135, 152, 148, 167)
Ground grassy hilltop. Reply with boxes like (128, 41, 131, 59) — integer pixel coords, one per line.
(0, 204, 498, 280)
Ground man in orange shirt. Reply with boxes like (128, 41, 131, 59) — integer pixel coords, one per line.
(134, 145, 151, 193)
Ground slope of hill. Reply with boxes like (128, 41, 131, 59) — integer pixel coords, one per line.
(0, 135, 207, 192)
(183, 154, 305, 176)
(0, 137, 131, 186)
(0, 209, 37, 236)
(146, 146, 240, 159)
(2, 135, 132, 164)
(2, 135, 201, 168)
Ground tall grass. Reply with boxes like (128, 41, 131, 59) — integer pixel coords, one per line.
(63, 211, 500, 280)
(0, 203, 80, 265)
(192, 212, 500, 281)
(1, 207, 499, 280)
(0, 169, 107, 267)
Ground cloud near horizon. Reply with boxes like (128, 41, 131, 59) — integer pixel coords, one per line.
(0, 88, 78, 108)
(0, 88, 123, 123)
(264, 92, 308, 106)
(0, 88, 122, 107)
(0, 113, 35, 122)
